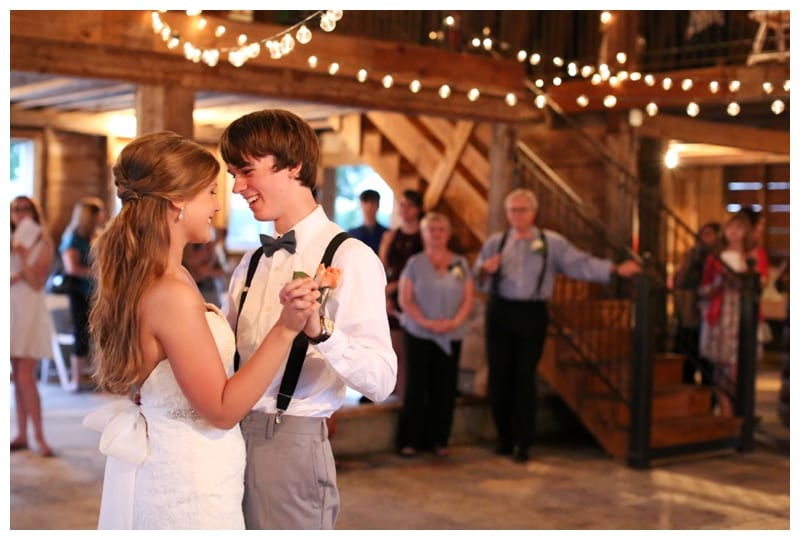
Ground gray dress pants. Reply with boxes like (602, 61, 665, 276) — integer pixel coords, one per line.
(240, 411, 339, 529)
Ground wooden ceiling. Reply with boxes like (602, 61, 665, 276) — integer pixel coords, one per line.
(9, 70, 365, 139)
(9, 10, 790, 163)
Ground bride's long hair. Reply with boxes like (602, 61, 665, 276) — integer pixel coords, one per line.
(90, 131, 221, 395)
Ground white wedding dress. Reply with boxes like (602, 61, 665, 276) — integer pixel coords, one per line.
(84, 304, 246, 529)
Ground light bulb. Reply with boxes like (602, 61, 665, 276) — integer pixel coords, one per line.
(646, 102, 659, 116)
(382, 75, 394, 89)
(357, 69, 368, 83)
(467, 88, 480, 101)
(296, 25, 312, 44)
(727, 102, 740, 116)
(505, 93, 517, 106)
(320, 14, 336, 32)
(686, 102, 700, 117)
(438, 85, 451, 99)
(409, 80, 421, 93)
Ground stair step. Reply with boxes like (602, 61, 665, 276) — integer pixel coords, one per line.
(583, 384, 714, 424)
(650, 415, 743, 449)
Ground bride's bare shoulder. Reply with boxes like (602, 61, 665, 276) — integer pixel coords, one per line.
(139, 273, 205, 322)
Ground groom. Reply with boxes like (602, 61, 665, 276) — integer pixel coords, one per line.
(220, 109, 397, 529)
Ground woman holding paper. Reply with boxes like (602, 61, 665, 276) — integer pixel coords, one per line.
(10, 195, 56, 457)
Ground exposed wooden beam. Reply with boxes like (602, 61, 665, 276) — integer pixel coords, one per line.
(367, 111, 487, 241)
(9, 77, 78, 100)
(423, 120, 474, 210)
(547, 63, 791, 114)
(10, 108, 124, 136)
(638, 114, 790, 155)
(419, 116, 489, 188)
(10, 10, 541, 123)
(11, 83, 134, 110)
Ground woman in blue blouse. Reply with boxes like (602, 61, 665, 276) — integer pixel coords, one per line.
(395, 212, 474, 457)
(59, 196, 107, 391)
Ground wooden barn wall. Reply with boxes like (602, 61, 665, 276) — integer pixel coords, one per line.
(517, 117, 637, 259)
(11, 127, 111, 242)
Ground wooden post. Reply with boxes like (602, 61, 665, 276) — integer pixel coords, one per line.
(487, 122, 515, 236)
(319, 167, 337, 220)
(135, 84, 195, 139)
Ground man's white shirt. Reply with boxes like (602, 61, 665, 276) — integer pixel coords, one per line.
(224, 206, 397, 417)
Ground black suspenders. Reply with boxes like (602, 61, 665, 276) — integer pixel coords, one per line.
(490, 229, 549, 300)
(232, 231, 350, 420)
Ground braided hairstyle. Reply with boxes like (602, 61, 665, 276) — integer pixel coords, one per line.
(90, 131, 221, 394)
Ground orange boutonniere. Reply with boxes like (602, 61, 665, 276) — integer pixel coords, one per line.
(293, 264, 342, 309)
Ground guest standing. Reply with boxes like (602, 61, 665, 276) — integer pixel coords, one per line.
(377, 188, 424, 400)
(673, 221, 720, 384)
(395, 212, 474, 457)
(699, 212, 756, 417)
(10, 196, 55, 457)
(473, 188, 640, 462)
(347, 189, 387, 254)
(59, 196, 107, 391)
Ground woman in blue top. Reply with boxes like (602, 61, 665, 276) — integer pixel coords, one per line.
(395, 212, 474, 457)
(59, 196, 107, 391)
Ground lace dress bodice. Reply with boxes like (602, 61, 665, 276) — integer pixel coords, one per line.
(85, 304, 246, 530)
(139, 304, 236, 412)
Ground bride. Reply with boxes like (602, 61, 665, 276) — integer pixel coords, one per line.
(83, 131, 320, 529)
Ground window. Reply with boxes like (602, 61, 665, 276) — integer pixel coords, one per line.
(333, 164, 394, 231)
(10, 138, 36, 200)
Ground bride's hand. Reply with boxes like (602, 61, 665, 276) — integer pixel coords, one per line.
(277, 277, 320, 333)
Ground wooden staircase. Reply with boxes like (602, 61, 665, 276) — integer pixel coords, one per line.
(539, 296, 742, 461)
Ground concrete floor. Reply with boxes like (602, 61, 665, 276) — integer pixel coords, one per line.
(8, 364, 791, 530)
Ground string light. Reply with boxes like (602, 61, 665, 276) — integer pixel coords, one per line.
(151, 12, 792, 115)
(151, 10, 343, 67)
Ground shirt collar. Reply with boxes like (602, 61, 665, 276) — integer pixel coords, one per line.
(289, 205, 328, 251)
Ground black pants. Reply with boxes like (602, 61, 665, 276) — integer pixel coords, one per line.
(675, 325, 713, 385)
(66, 289, 91, 357)
(396, 332, 461, 451)
(485, 297, 548, 453)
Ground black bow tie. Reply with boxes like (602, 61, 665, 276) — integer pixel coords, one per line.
(259, 230, 297, 257)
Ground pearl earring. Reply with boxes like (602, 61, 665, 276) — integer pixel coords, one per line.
(177, 207, 185, 222)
